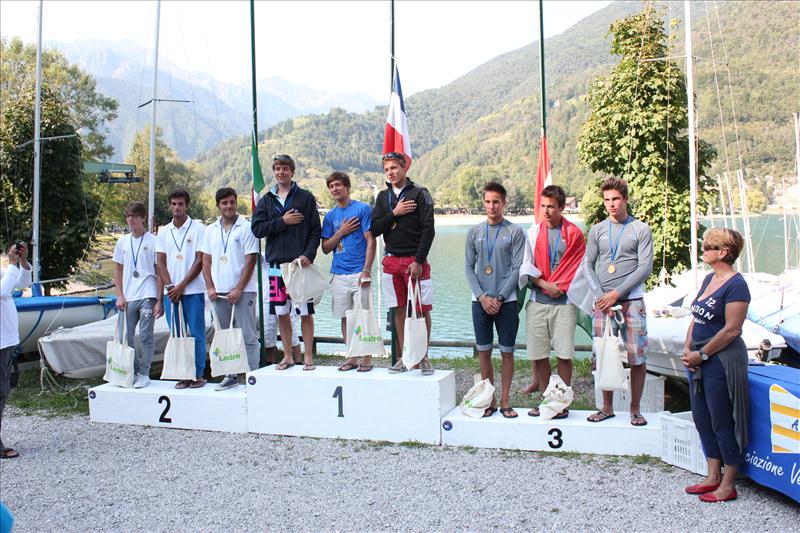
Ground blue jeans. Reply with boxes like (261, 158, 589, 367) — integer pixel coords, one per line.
(165, 293, 207, 378)
(472, 301, 519, 353)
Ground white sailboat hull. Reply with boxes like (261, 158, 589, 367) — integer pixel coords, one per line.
(15, 297, 115, 354)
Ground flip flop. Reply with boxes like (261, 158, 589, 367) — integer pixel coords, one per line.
(0, 447, 19, 459)
(482, 407, 498, 418)
(174, 380, 192, 389)
(276, 362, 295, 371)
(630, 413, 648, 427)
(189, 378, 207, 388)
(552, 409, 570, 420)
(527, 407, 540, 417)
(500, 407, 518, 419)
(587, 410, 615, 423)
(356, 364, 374, 372)
(303, 363, 316, 371)
(338, 361, 359, 372)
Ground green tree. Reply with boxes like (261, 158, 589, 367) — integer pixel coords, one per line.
(0, 89, 101, 293)
(577, 5, 716, 284)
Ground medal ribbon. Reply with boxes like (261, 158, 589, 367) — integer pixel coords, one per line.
(389, 189, 406, 211)
(273, 184, 296, 216)
(485, 221, 503, 266)
(608, 216, 633, 263)
(548, 228, 562, 272)
(220, 219, 236, 256)
(130, 233, 144, 271)
(170, 219, 192, 253)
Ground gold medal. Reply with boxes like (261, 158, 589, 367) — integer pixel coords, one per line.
(607, 263, 616, 274)
(337, 242, 344, 252)
(484, 265, 493, 275)
(220, 255, 228, 264)
(176, 253, 184, 262)
(390, 222, 397, 230)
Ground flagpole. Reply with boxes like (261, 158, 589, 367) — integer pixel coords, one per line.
(390, 0, 395, 91)
(538, 0, 546, 136)
(250, 0, 267, 362)
(387, 0, 398, 365)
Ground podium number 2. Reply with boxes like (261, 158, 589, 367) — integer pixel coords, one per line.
(332, 386, 344, 417)
(547, 428, 563, 449)
(158, 395, 172, 423)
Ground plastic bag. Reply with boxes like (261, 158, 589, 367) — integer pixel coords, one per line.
(280, 258, 328, 305)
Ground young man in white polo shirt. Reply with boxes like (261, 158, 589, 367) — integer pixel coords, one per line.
(156, 189, 208, 389)
(201, 188, 260, 390)
(113, 202, 163, 388)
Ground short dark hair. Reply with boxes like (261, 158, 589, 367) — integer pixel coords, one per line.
(272, 154, 296, 173)
(326, 172, 351, 189)
(483, 181, 507, 201)
(123, 201, 146, 218)
(600, 177, 628, 199)
(168, 189, 190, 204)
(215, 187, 237, 205)
(541, 185, 566, 208)
(382, 152, 407, 168)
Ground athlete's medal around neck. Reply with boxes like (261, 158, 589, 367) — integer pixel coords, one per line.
(171, 219, 192, 263)
(484, 220, 503, 276)
(220, 220, 234, 265)
(130, 232, 144, 278)
(607, 216, 632, 274)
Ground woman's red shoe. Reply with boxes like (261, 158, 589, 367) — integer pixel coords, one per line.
(699, 489, 737, 502)
(685, 482, 721, 494)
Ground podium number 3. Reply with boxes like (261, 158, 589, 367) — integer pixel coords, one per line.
(547, 428, 563, 449)
(332, 386, 344, 417)
(158, 395, 172, 423)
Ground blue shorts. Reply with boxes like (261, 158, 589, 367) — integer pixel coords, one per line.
(472, 301, 519, 354)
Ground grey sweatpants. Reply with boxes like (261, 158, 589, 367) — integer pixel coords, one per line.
(213, 292, 260, 372)
(125, 297, 156, 376)
(0, 345, 15, 449)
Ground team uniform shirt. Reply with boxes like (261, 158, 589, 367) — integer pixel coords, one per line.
(584, 217, 653, 301)
(200, 216, 259, 293)
(113, 232, 158, 301)
(0, 264, 32, 349)
(155, 217, 207, 295)
(531, 226, 568, 305)
(322, 200, 372, 275)
(691, 272, 751, 342)
(464, 220, 525, 302)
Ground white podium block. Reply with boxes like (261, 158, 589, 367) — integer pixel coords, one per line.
(441, 407, 664, 456)
(89, 380, 247, 433)
(246, 366, 456, 444)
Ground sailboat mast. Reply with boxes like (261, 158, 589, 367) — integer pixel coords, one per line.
(538, 0, 546, 136)
(32, 0, 43, 286)
(148, 0, 161, 233)
(685, 1, 698, 294)
(390, 0, 395, 91)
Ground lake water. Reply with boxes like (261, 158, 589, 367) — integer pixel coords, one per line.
(310, 213, 798, 357)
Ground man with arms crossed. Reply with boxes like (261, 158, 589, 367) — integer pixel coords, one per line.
(156, 189, 207, 389)
(584, 177, 653, 426)
(201, 188, 260, 390)
(465, 182, 524, 417)
(520, 185, 585, 418)
(321, 172, 377, 372)
(371, 152, 435, 374)
(113, 202, 163, 388)
(251, 154, 322, 371)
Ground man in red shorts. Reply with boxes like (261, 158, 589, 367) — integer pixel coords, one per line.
(371, 152, 435, 374)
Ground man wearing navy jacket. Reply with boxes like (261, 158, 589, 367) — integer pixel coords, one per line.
(251, 154, 322, 371)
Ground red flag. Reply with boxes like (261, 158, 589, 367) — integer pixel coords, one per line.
(383, 65, 412, 169)
(533, 133, 552, 222)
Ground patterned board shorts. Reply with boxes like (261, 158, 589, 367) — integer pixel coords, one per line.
(592, 298, 648, 366)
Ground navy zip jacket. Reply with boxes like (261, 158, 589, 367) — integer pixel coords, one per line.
(251, 182, 321, 265)
(371, 178, 435, 264)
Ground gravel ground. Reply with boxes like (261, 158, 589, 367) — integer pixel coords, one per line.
(1, 412, 797, 532)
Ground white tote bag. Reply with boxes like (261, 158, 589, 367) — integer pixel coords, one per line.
(160, 301, 197, 381)
(402, 278, 428, 371)
(594, 314, 628, 391)
(460, 374, 496, 418)
(209, 303, 251, 377)
(103, 311, 136, 388)
(539, 375, 575, 420)
(345, 286, 386, 358)
(280, 258, 328, 305)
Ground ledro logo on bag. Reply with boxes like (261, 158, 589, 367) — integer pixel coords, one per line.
(213, 346, 242, 362)
(107, 356, 128, 376)
(353, 325, 382, 343)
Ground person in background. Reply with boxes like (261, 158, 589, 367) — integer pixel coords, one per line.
(156, 189, 207, 389)
(251, 154, 322, 371)
(370, 152, 436, 374)
(680, 228, 750, 503)
(464, 182, 524, 417)
(583, 177, 653, 426)
(201, 188, 260, 390)
(113, 202, 163, 389)
(321, 172, 376, 372)
(0, 241, 32, 459)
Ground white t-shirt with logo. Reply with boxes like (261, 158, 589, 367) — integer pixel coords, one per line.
(200, 216, 259, 293)
(113, 232, 158, 301)
(155, 217, 207, 295)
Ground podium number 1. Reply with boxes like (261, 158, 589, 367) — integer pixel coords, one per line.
(332, 386, 344, 417)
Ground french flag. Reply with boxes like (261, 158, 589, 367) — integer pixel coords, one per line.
(383, 65, 412, 169)
(533, 132, 552, 222)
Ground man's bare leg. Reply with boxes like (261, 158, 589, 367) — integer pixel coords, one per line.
(629, 363, 647, 424)
(478, 349, 495, 412)
(393, 307, 405, 363)
(340, 317, 357, 368)
(277, 314, 293, 366)
(557, 357, 573, 386)
(301, 315, 314, 367)
(499, 352, 514, 410)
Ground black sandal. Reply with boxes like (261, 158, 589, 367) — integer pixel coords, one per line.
(500, 407, 518, 419)
(482, 407, 498, 418)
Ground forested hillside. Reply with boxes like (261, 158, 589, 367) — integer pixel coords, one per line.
(195, 1, 799, 208)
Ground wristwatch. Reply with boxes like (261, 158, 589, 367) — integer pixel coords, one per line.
(496, 295, 505, 303)
(699, 349, 709, 361)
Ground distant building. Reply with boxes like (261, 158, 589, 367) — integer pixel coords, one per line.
(564, 196, 578, 213)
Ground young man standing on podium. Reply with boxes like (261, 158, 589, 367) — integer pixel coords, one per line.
(156, 189, 208, 389)
(371, 152, 435, 375)
(113, 202, 163, 389)
(251, 154, 322, 371)
(201, 188, 260, 390)
(584, 178, 653, 426)
(465, 182, 525, 418)
(321, 171, 376, 372)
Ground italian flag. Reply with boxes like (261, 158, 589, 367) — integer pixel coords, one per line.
(533, 132, 552, 223)
(251, 130, 265, 212)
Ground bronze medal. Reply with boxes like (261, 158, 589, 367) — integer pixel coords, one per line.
(607, 263, 616, 274)
(484, 265, 493, 275)
(337, 242, 344, 252)
(176, 253, 184, 262)
(220, 255, 229, 264)
(133, 270, 140, 278)
(390, 222, 397, 230)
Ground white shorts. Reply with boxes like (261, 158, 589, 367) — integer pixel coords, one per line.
(331, 273, 371, 318)
(263, 307, 300, 347)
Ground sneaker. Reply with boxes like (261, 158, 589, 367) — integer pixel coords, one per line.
(420, 357, 434, 376)
(215, 375, 239, 391)
(388, 360, 407, 374)
(133, 374, 151, 389)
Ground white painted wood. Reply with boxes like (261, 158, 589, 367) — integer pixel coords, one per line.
(441, 407, 665, 456)
(89, 380, 247, 433)
(246, 366, 456, 444)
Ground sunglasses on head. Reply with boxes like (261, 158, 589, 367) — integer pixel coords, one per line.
(272, 154, 292, 163)
(382, 152, 406, 164)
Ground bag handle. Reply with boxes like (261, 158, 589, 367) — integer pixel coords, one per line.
(169, 300, 189, 338)
(406, 277, 423, 319)
(116, 309, 127, 345)
(355, 282, 374, 313)
(208, 296, 236, 330)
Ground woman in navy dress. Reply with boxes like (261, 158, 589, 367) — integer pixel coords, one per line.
(680, 228, 750, 503)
